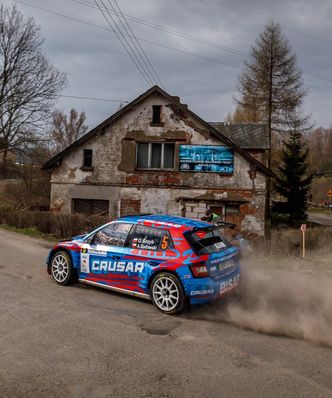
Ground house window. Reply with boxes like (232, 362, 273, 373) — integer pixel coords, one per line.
(152, 105, 162, 124)
(136, 142, 174, 169)
(129, 225, 174, 251)
(225, 204, 240, 214)
(83, 149, 93, 168)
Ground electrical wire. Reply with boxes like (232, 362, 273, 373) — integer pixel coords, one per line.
(114, 0, 165, 89)
(14, 0, 332, 86)
(95, 0, 154, 86)
(14, 0, 243, 72)
(206, 0, 332, 47)
(59, 94, 129, 102)
(71, 0, 248, 58)
(72, 0, 332, 83)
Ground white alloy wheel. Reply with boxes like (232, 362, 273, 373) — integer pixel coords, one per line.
(51, 252, 72, 285)
(151, 274, 184, 313)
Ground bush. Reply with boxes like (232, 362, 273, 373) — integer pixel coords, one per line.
(0, 206, 109, 239)
(251, 225, 332, 256)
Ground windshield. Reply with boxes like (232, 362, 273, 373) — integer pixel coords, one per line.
(187, 228, 230, 254)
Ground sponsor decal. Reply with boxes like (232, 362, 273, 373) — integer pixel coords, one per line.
(210, 253, 236, 264)
(81, 253, 90, 273)
(138, 219, 182, 229)
(214, 241, 226, 249)
(220, 275, 240, 295)
(218, 259, 235, 271)
(190, 289, 215, 296)
(91, 260, 145, 273)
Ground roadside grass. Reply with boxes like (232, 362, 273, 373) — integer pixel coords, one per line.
(252, 225, 332, 257)
(0, 224, 56, 241)
(0, 206, 108, 239)
(308, 207, 332, 215)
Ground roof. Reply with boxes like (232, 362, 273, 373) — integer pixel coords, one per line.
(42, 85, 274, 177)
(209, 122, 270, 149)
(119, 214, 210, 231)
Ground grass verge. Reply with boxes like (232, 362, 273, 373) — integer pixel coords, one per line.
(0, 224, 56, 242)
(308, 207, 332, 215)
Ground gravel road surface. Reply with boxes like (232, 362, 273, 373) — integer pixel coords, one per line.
(308, 212, 332, 226)
(0, 228, 331, 398)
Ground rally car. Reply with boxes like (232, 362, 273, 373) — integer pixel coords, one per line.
(47, 215, 240, 315)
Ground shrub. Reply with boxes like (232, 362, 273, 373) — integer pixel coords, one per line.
(0, 206, 109, 239)
(251, 225, 332, 256)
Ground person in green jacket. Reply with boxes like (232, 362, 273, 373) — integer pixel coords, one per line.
(202, 208, 219, 223)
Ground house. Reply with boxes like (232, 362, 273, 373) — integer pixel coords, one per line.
(42, 86, 273, 235)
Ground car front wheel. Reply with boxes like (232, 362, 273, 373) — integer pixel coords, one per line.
(50, 251, 74, 285)
(150, 272, 187, 315)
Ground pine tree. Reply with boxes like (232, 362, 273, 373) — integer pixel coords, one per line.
(274, 131, 312, 227)
(235, 20, 311, 231)
(236, 20, 310, 152)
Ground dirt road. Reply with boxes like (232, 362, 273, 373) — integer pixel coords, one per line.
(308, 211, 332, 226)
(0, 228, 331, 398)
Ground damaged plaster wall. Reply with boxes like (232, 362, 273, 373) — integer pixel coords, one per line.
(50, 93, 265, 190)
(49, 91, 268, 234)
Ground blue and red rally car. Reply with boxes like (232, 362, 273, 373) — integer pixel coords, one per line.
(47, 215, 240, 314)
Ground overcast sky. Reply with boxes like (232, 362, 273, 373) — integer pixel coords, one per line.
(4, 0, 332, 130)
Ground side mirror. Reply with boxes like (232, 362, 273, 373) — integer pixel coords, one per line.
(84, 233, 95, 245)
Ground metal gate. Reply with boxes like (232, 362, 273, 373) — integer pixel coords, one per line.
(72, 199, 109, 216)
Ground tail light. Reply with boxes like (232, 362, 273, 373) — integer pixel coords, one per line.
(190, 262, 208, 278)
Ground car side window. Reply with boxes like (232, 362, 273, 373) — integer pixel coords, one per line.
(130, 225, 174, 251)
(92, 223, 133, 247)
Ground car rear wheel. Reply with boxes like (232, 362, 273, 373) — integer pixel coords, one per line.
(51, 251, 74, 285)
(150, 272, 186, 315)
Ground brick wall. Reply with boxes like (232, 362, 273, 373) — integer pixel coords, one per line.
(120, 199, 141, 216)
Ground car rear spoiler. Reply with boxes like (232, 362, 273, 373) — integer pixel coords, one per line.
(189, 221, 236, 234)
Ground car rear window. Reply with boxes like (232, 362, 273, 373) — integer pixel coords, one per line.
(186, 228, 230, 254)
(130, 225, 174, 251)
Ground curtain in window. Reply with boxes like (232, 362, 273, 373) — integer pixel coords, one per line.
(137, 143, 149, 168)
(151, 143, 162, 168)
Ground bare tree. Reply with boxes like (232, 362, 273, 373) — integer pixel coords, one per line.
(0, 5, 67, 174)
(50, 108, 88, 152)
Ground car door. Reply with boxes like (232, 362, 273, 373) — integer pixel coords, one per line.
(125, 224, 176, 289)
(80, 222, 135, 289)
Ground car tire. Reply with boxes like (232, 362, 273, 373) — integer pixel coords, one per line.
(150, 272, 187, 315)
(50, 251, 75, 286)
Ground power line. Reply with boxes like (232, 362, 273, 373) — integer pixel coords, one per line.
(72, 0, 332, 84)
(71, 0, 248, 58)
(206, 0, 332, 47)
(95, 0, 154, 86)
(110, 0, 165, 89)
(59, 94, 129, 102)
(14, 0, 243, 72)
(14, 0, 332, 85)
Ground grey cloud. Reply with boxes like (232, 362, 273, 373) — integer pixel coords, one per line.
(3, 0, 332, 129)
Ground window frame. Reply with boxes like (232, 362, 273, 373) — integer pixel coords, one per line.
(82, 148, 93, 170)
(89, 222, 134, 247)
(136, 142, 175, 170)
(152, 105, 162, 124)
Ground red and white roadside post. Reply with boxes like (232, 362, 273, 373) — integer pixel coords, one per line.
(301, 224, 307, 259)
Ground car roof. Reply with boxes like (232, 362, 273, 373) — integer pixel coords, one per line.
(118, 214, 210, 231)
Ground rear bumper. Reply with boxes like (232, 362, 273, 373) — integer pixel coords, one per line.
(186, 266, 241, 305)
